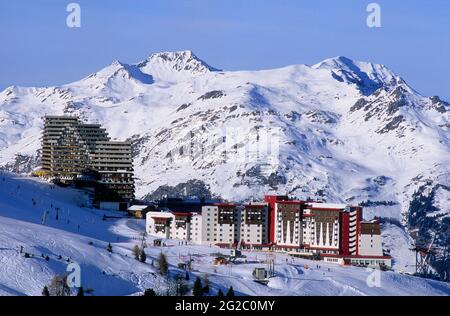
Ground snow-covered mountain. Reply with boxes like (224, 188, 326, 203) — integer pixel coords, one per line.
(0, 50, 449, 276)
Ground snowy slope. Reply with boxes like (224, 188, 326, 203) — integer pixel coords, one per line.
(0, 172, 449, 296)
(0, 50, 449, 274)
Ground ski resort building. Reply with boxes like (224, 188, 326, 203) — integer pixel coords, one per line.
(266, 196, 391, 268)
(200, 203, 269, 246)
(146, 203, 269, 246)
(146, 211, 202, 242)
(40, 116, 135, 209)
(145, 195, 391, 268)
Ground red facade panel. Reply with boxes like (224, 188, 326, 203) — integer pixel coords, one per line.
(264, 195, 289, 243)
(340, 212, 350, 256)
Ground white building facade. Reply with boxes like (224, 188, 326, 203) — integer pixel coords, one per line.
(145, 197, 391, 269)
(146, 211, 195, 240)
(145, 204, 270, 247)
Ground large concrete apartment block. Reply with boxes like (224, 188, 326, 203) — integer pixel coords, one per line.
(41, 116, 135, 207)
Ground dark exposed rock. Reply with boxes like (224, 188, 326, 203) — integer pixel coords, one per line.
(143, 180, 215, 201)
(359, 200, 398, 207)
(387, 99, 408, 116)
(267, 172, 287, 189)
(377, 115, 404, 134)
(198, 90, 226, 101)
(284, 111, 302, 122)
(241, 165, 286, 189)
(372, 176, 392, 186)
(350, 98, 368, 112)
(127, 135, 151, 158)
(391, 86, 408, 99)
(64, 101, 84, 113)
(176, 103, 192, 112)
(304, 110, 339, 125)
(228, 105, 238, 113)
(430, 96, 449, 113)
(0, 153, 40, 174)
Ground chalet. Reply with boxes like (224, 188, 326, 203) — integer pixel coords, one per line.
(127, 204, 156, 219)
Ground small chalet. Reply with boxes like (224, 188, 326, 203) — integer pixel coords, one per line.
(127, 205, 156, 219)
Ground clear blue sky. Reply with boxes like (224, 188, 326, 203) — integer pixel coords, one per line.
(0, 0, 449, 100)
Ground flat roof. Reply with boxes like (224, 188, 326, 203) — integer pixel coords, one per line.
(128, 205, 151, 211)
(307, 203, 347, 209)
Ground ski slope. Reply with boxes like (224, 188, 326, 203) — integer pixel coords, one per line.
(0, 172, 449, 296)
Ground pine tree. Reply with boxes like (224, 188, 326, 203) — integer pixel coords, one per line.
(77, 287, 84, 296)
(139, 248, 147, 263)
(175, 275, 189, 296)
(226, 286, 235, 297)
(202, 275, 210, 294)
(158, 253, 168, 276)
(107, 243, 113, 253)
(132, 245, 140, 260)
(193, 277, 203, 297)
(48, 275, 71, 296)
(217, 289, 224, 296)
(42, 286, 50, 296)
(144, 288, 157, 296)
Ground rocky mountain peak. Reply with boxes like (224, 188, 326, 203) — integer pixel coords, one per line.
(137, 50, 220, 79)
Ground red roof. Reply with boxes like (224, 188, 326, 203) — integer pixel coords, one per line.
(243, 204, 267, 209)
(151, 216, 171, 220)
(215, 242, 274, 247)
(321, 254, 392, 259)
(173, 212, 191, 217)
(214, 203, 237, 208)
(276, 200, 305, 205)
(307, 207, 344, 211)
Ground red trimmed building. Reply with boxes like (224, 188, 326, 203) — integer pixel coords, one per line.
(145, 195, 391, 268)
(266, 196, 390, 268)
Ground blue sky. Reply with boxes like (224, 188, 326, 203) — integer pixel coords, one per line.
(0, 0, 449, 100)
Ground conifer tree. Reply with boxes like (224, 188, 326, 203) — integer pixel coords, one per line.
(193, 277, 203, 297)
(144, 288, 157, 296)
(77, 287, 84, 296)
(132, 245, 140, 260)
(158, 253, 168, 276)
(42, 286, 50, 296)
(139, 248, 147, 263)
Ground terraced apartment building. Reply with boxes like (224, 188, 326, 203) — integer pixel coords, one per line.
(41, 116, 134, 209)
